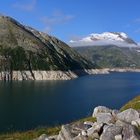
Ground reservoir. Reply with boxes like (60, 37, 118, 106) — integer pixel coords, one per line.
(0, 72, 140, 132)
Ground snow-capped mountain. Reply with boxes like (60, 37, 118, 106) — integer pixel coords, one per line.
(69, 32, 138, 47)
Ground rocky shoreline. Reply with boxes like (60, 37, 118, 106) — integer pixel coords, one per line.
(109, 68, 140, 73)
(0, 68, 140, 81)
(0, 69, 109, 81)
(35, 106, 140, 140)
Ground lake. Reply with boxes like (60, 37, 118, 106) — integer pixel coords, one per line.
(0, 72, 140, 132)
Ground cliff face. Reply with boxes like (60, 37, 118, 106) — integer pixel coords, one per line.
(0, 16, 96, 80)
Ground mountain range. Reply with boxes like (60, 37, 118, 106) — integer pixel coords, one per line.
(73, 32, 140, 68)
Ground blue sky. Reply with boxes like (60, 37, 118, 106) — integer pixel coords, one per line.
(0, 0, 140, 43)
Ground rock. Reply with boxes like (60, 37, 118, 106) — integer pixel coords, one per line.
(100, 125, 122, 140)
(36, 134, 48, 140)
(131, 118, 140, 127)
(92, 106, 111, 117)
(122, 124, 140, 140)
(36, 106, 140, 140)
(115, 134, 123, 140)
(87, 122, 103, 136)
(115, 120, 128, 127)
(48, 135, 58, 140)
(83, 121, 93, 130)
(96, 113, 114, 124)
(84, 121, 94, 127)
(135, 118, 140, 126)
(112, 110, 120, 117)
(81, 130, 87, 136)
(116, 109, 139, 123)
(88, 132, 99, 139)
(57, 125, 74, 140)
(131, 121, 139, 127)
(57, 122, 91, 140)
(73, 134, 87, 140)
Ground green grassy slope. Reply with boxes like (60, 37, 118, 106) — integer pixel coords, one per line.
(75, 45, 140, 68)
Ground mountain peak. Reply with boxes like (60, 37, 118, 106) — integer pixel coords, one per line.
(69, 32, 137, 47)
(90, 32, 128, 40)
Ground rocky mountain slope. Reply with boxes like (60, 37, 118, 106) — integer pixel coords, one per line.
(75, 45, 140, 68)
(0, 16, 97, 80)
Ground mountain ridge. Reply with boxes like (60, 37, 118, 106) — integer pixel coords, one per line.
(75, 45, 140, 68)
(0, 15, 97, 80)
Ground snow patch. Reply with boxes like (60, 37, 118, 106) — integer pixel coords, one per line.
(69, 32, 137, 47)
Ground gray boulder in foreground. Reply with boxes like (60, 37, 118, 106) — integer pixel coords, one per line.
(117, 108, 139, 123)
(92, 106, 111, 117)
(96, 113, 114, 124)
(35, 106, 140, 140)
(34, 134, 48, 140)
(122, 124, 140, 140)
(100, 125, 122, 140)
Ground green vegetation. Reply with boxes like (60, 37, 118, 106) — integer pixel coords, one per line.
(120, 95, 140, 135)
(0, 117, 96, 140)
(75, 45, 140, 68)
(120, 96, 140, 111)
(0, 126, 61, 140)
(72, 116, 96, 124)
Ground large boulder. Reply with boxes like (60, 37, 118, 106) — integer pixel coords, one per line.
(57, 122, 90, 140)
(115, 119, 140, 140)
(87, 122, 103, 136)
(35, 134, 48, 140)
(131, 118, 140, 128)
(96, 113, 114, 124)
(100, 125, 122, 140)
(116, 109, 139, 123)
(92, 106, 112, 117)
(57, 125, 75, 140)
(122, 124, 140, 140)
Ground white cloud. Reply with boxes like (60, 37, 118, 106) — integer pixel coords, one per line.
(69, 33, 138, 48)
(41, 10, 75, 33)
(69, 40, 138, 47)
(12, 0, 37, 11)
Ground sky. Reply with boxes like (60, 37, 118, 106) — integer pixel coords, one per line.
(0, 0, 140, 43)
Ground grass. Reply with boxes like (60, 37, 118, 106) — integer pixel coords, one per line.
(72, 116, 96, 124)
(120, 95, 140, 111)
(0, 126, 61, 140)
(0, 117, 96, 140)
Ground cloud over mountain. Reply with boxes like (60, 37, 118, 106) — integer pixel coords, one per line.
(69, 32, 138, 47)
